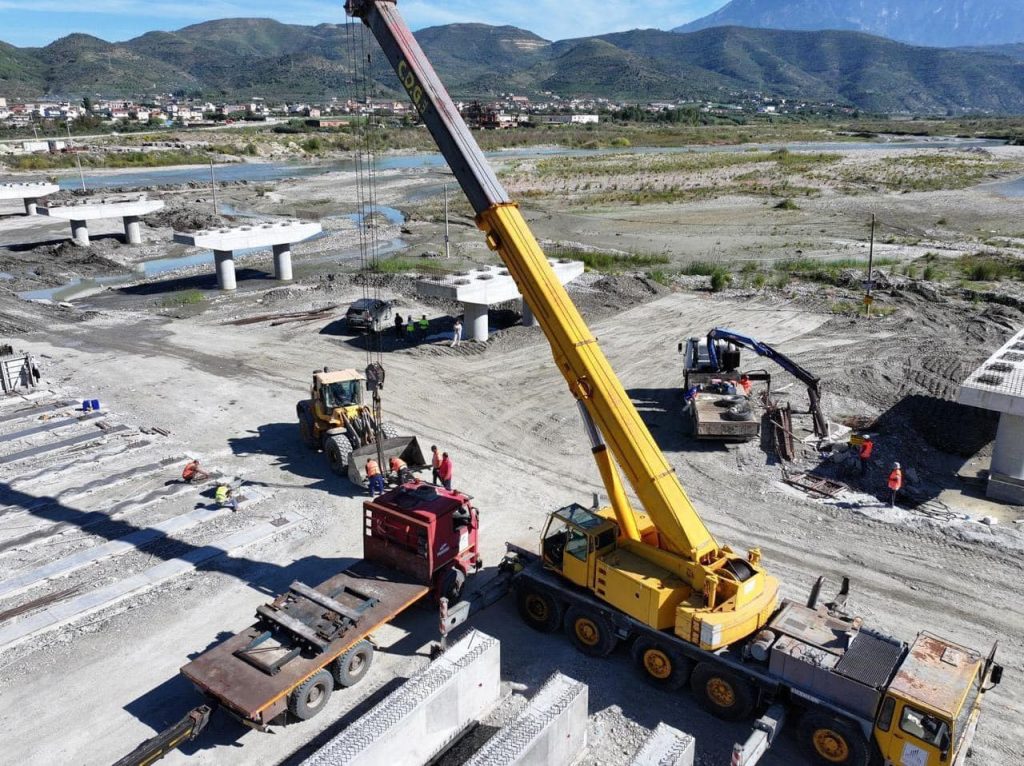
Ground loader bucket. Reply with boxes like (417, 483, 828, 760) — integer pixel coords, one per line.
(348, 436, 427, 484)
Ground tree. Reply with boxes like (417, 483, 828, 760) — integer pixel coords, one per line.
(82, 96, 94, 113)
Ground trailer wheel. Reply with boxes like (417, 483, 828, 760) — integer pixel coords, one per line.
(332, 640, 375, 688)
(289, 669, 334, 721)
(325, 435, 352, 475)
(690, 662, 756, 721)
(297, 402, 317, 449)
(564, 606, 617, 658)
(441, 567, 466, 605)
(798, 711, 869, 766)
(515, 585, 562, 633)
(631, 637, 693, 690)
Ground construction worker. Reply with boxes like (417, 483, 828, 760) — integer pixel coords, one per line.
(418, 314, 429, 339)
(858, 435, 874, 476)
(451, 320, 462, 348)
(394, 313, 404, 341)
(430, 445, 442, 485)
(181, 459, 210, 484)
(438, 451, 453, 491)
(366, 458, 385, 496)
(738, 375, 752, 396)
(215, 484, 238, 512)
(407, 322, 416, 343)
(888, 461, 903, 507)
(389, 455, 413, 484)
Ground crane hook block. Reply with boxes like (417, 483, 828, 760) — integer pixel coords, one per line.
(365, 362, 386, 391)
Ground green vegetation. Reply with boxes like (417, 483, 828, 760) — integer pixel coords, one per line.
(159, 289, 205, 308)
(839, 154, 1018, 193)
(548, 247, 669, 272)
(709, 269, 731, 292)
(2, 150, 211, 170)
(369, 257, 429, 274)
(774, 198, 800, 210)
(956, 253, 1024, 282)
(773, 256, 900, 285)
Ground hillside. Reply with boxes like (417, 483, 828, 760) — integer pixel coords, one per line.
(2, 19, 1024, 114)
(675, 0, 1024, 48)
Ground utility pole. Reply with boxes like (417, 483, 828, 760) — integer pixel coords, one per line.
(209, 159, 219, 215)
(864, 213, 876, 317)
(68, 122, 86, 191)
(443, 182, 450, 259)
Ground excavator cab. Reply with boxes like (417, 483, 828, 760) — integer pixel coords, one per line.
(540, 504, 618, 588)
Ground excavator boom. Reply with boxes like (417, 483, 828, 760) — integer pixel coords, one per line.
(344, 0, 717, 561)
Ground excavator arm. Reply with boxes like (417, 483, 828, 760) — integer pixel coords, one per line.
(707, 327, 829, 437)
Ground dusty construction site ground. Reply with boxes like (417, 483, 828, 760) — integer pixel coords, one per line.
(1, 142, 1023, 765)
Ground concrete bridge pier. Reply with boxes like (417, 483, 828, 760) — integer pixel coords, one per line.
(214, 250, 237, 291)
(123, 215, 143, 245)
(465, 302, 489, 342)
(70, 220, 89, 246)
(24, 198, 40, 216)
(272, 243, 293, 281)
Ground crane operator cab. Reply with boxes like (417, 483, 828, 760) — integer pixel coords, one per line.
(541, 504, 618, 588)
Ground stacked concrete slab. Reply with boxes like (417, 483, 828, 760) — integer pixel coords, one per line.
(464, 672, 588, 766)
(629, 723, 695, 766)
(38, 196, 164, 245)
(958, 326, 1024, 504)
(0, 181, 59, 215)
(416, 258, 584, 341)
(173, 220, 322, 289)
(301, 630, 500, 766)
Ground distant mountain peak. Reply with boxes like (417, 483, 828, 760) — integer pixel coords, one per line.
(676, 0, 1024, 47)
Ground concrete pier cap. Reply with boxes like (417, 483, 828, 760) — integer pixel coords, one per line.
(957, 326, 1024, 504)
(173, 220, 322, 290)
(415, 258, 584, 342)
(0, 181, 60, 216)
(37, 196, 164, 246)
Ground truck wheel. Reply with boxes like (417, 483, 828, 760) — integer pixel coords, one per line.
(798, 711, 869, 766)
(690, 662, 756, 721)
(289, 669, 334, 721)
(332, 640, 375, 688)
(441, 567, 466, 605)
(564, 605, 617, 658)
(515, 585, 562, 633)
(631, 637, 693, 691)
(325, 435, 352, 475)
(380, 422, 400, 440)
(297, 402, 317, 449)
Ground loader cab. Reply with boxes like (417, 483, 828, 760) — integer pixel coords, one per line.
(312, 369, 365, 422)
(540, 504, 618, 588)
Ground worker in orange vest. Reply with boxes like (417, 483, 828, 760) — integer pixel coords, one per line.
(431, 445, 442, 486)
(389, 455, 412, 484)
(366, 458, 385, 497)
(858, 435, 873, 476)
(181, 459, 210, 484)
(738, 375, 752, 396)
(888, 461, 903, 507)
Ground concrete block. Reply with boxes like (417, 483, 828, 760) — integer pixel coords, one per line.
(629, 723, 695, 766)
(172, 220, 322, 250)
(301, 630, 500, 766)
(465, 672, 588, 766)
(416, 259, 583, 305)
(38, 197, 164, 222)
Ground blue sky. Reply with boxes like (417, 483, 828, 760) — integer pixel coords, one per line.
(0, 0, 726, 47)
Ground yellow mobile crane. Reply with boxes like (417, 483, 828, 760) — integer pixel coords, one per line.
(348, 3, 1004, 765)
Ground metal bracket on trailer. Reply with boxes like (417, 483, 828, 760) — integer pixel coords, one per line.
(731, 704, 786, 766)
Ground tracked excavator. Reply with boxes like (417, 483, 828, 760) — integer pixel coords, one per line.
(345, 2, 1004, 765)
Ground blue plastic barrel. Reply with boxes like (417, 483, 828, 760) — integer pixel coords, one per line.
(90, 399, 100, 411)
(82, 400, 91, 412)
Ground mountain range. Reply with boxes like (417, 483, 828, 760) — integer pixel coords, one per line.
(677, 0, 1024, 48)
(2, 19, 1024, 115)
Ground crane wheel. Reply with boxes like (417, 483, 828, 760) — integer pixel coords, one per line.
(798, 711, 869, 766)
(690, 662, 756, 721)
(564, 606, 617, 658)
(332, 640, 375, 688)
(289, 669, 334, 721)
(325, 435, 353, 475)
(631, 637, 693, 690)
(515, 585, 562, 633)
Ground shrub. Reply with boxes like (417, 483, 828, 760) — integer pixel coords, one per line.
(709, 268, 731, 292)
(774, 198, 799, 210)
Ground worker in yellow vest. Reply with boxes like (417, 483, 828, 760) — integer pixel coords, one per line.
(366, 458, 385, 496)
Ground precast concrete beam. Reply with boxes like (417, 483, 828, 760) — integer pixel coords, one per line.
(300, 630, 501, 766)
(273, 243, 293, 281)
(464, 672, 588, 766)
(629, 723, 695, 766)
(416, 258, 584, 305)
(70, 219, 89, 246)
(464, 302, 488, 342)
(214, 250, 236, 291)
(123, 215, 142, 245)
(0, 182, 59, 215)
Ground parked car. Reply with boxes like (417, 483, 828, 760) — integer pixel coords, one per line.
(345, 298, 392, 332)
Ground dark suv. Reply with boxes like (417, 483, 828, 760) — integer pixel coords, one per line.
(345, 298, 392, 332)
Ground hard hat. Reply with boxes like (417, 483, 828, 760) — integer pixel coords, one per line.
(893, 461, 901, 468)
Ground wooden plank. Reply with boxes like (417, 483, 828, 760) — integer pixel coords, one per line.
(289, 580, 366, 623)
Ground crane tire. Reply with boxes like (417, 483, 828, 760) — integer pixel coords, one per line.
(325, 435, 353, 475)
(515, 584, 562, 633)
(564, 605, 617, 658)
(332, 640, 375, 688)
(798, 711, 869, 766)
(289, 669, 333, 720)
(631, 637, 693, 690)
(690, 662, 756, 721)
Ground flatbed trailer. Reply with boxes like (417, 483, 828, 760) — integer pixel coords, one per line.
(117, 482, 480, 766)
(683, 369, 770, 441)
